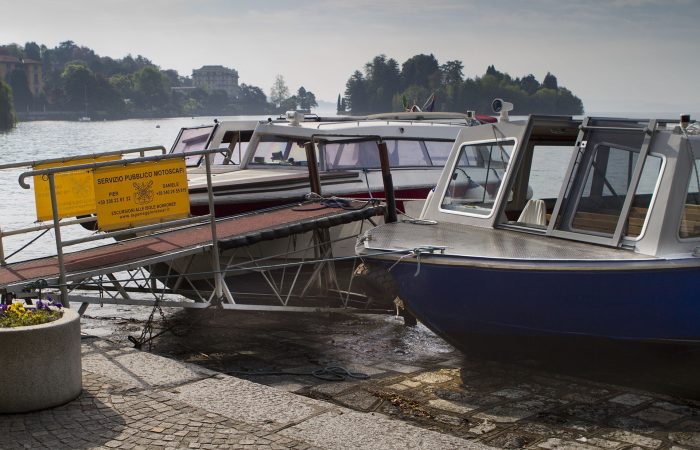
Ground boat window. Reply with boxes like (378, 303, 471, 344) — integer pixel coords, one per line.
(503, 144, 576, 228)
(249, 136, 315, 168)
(322, 139, 446, 171)
(440, 140, 514, 216)
(213, 130, 252, 165)
(170, 126, 214, 167)
(680, 158, 700, 238)
(425, 141, 454, 166)
(569, 144, 661, 237)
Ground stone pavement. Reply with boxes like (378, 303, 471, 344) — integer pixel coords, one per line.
(0, 337, 489, 450)
(76, 308, 700, 449)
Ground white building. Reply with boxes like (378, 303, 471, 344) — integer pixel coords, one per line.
(192, 65, 239, 97)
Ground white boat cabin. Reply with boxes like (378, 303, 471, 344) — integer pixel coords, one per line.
(420, 114, 700, 257)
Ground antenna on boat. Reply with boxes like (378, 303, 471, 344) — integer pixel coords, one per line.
(492, 98, 513, 123)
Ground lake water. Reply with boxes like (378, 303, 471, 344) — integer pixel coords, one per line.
(0, 116, 265, 261)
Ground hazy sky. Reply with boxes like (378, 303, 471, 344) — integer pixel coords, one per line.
(2, 0, 699, 113)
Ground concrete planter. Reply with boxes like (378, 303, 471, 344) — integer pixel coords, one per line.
(0, 308, 82, 413)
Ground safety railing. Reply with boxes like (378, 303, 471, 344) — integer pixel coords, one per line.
(7, 147, 227, 306)
(0, 145, 169, 265)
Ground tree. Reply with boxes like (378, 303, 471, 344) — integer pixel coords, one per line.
(6, 68, 33, 112)
(237, 83, 269, 110)
(336, 94, 343, 112)
(269, 75, 289, 107)
(519, 74, 540, 96)
(132, 66, 170, 111)
(295, 86, 317, 111)
(23, 42, 41, 61)
(0, 79, 16, 131)
(344, 70, 368, 114)
(543, 72, 558, 90)
(402, 54, 440, 90)
(441, 60, 464, 85)
(61, 62, 94, 111)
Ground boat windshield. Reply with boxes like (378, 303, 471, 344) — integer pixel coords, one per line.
(680, 152, 700, 238)
(249, 135, 454, 171)
(321, 139, 453, 170)
(170, 126, 214, 167)
(441, 140, 514, 216)
(552, 121, 662, 239)
(249, 136, 313, 167)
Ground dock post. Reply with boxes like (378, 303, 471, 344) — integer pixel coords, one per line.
(204, 152, 224, 302)
(48, 174, 69, 307)
(377, 141, 398, 223)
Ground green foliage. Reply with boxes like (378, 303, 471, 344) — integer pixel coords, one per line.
(270, 75, 290, 107)
(0, 79, 17, 131)
(6, 68, 33, 112)
(343, 55, 584, 115)
(1, 39, 319, 118)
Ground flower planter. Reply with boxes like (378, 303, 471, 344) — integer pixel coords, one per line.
(0, 308, 82, 413)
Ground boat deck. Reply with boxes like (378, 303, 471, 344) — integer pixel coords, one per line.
(362, 221, 662, 265)
(0, 201, 383, 290)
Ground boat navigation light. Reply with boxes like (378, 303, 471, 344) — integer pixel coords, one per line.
(492, 98, 513, 123)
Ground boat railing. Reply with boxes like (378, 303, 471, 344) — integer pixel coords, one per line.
(2, 147, 227, 305)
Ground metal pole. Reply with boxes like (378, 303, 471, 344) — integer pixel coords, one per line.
(204, 153, 223, 301)
(377, 141, 398, 223)
(0, 227, 5, 265)
(304, 142, 322, 195)
(304, 141, 334, 290)
(48, 174, 70, 307)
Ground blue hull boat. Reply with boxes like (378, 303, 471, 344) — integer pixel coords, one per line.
(356, 107, 700, 349)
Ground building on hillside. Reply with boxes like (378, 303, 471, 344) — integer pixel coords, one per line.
(192, 65, 239, 97)
(0, 56, 43, 96)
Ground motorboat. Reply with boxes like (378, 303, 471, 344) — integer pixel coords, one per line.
(356, 100, 700, 347)
(171, 111, 494, 218)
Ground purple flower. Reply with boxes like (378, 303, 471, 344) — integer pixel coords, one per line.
(36, 300, 49, 311)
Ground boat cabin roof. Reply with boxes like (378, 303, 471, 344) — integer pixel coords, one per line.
(419, 114, 700, 258)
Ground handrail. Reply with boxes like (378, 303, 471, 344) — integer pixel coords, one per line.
(0, 145, 167, 171)
(5, 147, 226, 305)
(18, 147, 226, 189)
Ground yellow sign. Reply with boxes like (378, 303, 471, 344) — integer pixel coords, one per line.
(93, 158, 190, 231)
(33, 155, 120, 222)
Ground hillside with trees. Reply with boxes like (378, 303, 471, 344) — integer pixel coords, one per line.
(0, 41, 317, 120)
(341, 54, 583, 115)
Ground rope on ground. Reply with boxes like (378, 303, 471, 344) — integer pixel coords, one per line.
(227, 365, 370, 382)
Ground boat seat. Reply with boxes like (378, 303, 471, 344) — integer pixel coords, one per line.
(517, 199, 547, 226)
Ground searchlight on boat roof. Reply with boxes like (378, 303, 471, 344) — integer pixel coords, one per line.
(492, 98, 514, 123)
(286, 110, 305, 126)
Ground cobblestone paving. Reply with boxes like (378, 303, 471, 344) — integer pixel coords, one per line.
(0, 371, 315, 450)
(0, 337, 485, 450)
(70, 310, 700, 449)
(307, 362, 700, 449)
